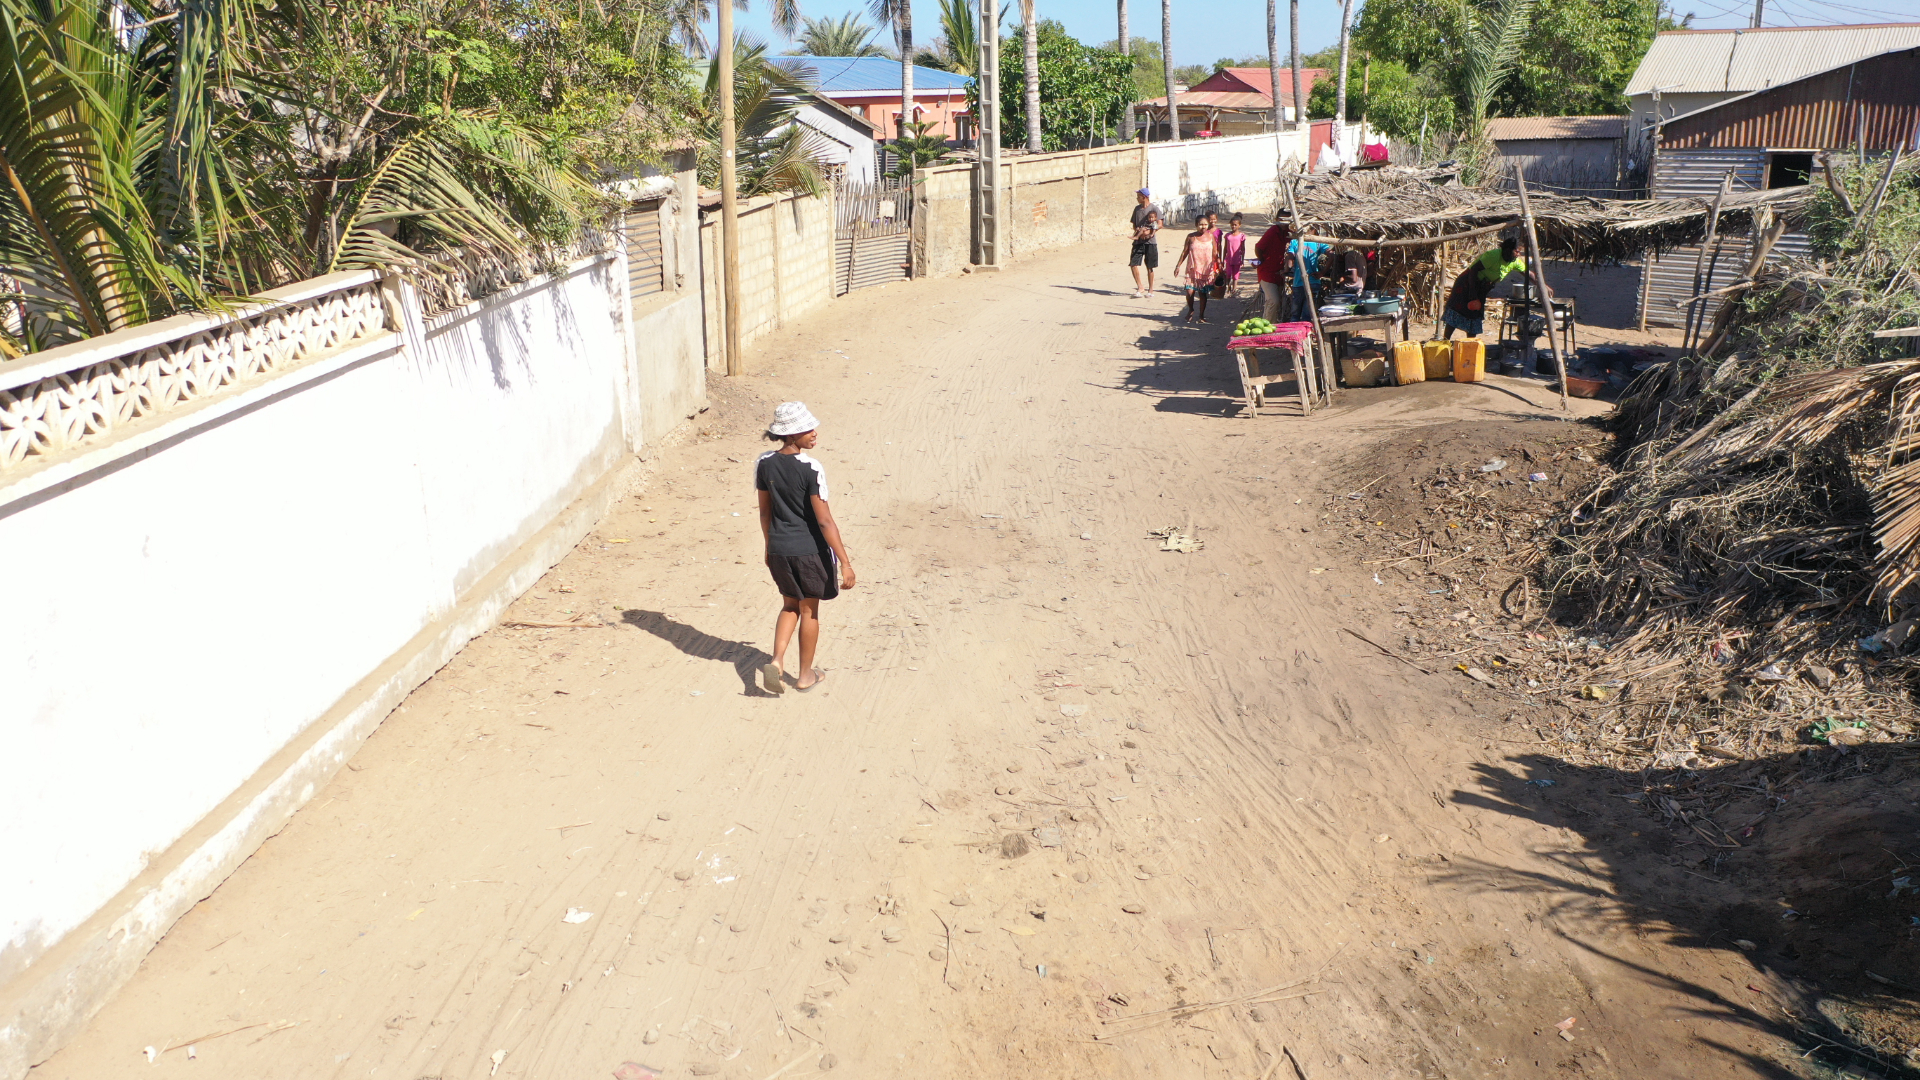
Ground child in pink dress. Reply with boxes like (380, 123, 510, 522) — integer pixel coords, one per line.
(1172, 223, 1218, 324)
(1217, 214, 1247, 297)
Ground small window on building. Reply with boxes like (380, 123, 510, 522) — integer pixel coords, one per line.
(624, 198, 665, 300)
(1767, 152, 1814, 189)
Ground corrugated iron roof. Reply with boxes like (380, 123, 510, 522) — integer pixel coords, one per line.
(1485, 115, 1625, 141)
(1190, 67, 1328, 104)
(775, 56, 972, 94)
(1660, 46, 1920, 150)
(1625, 23, 1920, 96)
(1134, 91, 1278, 111)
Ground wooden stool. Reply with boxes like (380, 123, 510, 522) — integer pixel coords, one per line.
(1232, 343, 1316, 415)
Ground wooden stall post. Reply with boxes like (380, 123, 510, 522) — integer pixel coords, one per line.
(1283, 176, 1332, 404)
(1682, 172, 1732, 355)
(1512, 164, 1569, 410)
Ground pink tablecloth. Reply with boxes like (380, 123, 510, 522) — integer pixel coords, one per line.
(1228, 323, 1313, 352)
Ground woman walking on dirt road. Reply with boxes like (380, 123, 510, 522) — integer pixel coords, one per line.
(756, 402, 855, 694)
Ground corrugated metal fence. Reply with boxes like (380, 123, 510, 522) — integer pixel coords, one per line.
(1638, 148, 1812, 328)
(834, 179, 913, 295)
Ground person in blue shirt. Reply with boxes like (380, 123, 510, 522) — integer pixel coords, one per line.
(1286, 238, 1329, 322)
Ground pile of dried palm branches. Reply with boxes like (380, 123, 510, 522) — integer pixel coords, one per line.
(1538, 153, 1920, 737)
(1287, 167, 1813, 264)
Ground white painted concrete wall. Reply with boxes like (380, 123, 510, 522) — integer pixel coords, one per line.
(1, 228, 705, 1075)
(1145, 130, 1311, 224)
(1142, 126, 1381, 224)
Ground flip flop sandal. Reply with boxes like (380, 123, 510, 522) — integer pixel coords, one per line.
(796, 669, 827, 693)
(761, 663, 785, 695)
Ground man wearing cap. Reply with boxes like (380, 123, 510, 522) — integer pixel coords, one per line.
(1128, 189, 1161, 299)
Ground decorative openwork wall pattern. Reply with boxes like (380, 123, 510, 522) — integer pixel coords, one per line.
(0, 280, 389, 474)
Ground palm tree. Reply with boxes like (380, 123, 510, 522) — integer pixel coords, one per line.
(793, 13, 888, 56)
(936, 0, 978, 75)
(1461, 0, 1537, 133)
(1117, 0, 1133, 140)
(1020, 0, 1041, 150)
(1333, 0, 1354, 162)
(869, 0, 913, 142)
(1289, 0, 1303, 132)
(670, 0, 739, 55)
(1265, 0, 1283, 132)
(1160, 0, 1178, 142)
(0, 0, 601, 354)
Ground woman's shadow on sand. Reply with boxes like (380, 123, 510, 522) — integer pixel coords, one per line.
(621, 609, 777, 697)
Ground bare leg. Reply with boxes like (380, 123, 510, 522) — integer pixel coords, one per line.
(771, 596, 801, 675)
(1196, 291, 1210, 322)
(795, 599, 822, 688)
(1131, 265, 1146, 293)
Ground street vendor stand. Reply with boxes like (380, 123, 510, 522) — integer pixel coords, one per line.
(1227, 323, 1317, 415)
(1318, 310, 1412, 357)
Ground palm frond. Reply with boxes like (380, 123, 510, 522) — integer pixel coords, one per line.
(0, 0, 221, 346)
(1461, 0, 1535, 128)
(794, 13, 884, 55)
(935, 0, 976, 75)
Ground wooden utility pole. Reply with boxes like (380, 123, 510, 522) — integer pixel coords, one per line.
(975, 0, 1002, 266)
(1512, 164, 1568, 410)
(1118, 0, 1135, 141)
(718, 0, 742, 376)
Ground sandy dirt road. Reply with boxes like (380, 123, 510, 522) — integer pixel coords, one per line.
(39, 242, 1798, 1079)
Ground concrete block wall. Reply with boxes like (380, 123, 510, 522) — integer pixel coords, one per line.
(700, 192, 836, 370)
(914, 145, 1147, 278)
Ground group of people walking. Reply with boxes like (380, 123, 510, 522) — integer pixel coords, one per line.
(1129, 189, 1248, 323)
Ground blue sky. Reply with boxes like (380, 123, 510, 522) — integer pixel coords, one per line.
(727, 0, 1920, 65)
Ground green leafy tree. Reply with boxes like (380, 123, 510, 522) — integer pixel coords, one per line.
(1308, 55, 1456, 136)
(987, 21, 1134, 151)
(1348, 0, 1665, 126)
(1173, 63, 1209, 86)
(1102, 36, 1167, 101)
(0, 0, 695, 354)
(792, 13, 890, 56)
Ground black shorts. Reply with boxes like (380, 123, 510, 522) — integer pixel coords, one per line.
(1129, 240, 1159, 268)
(768, 552, 838, 600)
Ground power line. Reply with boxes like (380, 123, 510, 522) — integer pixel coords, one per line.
(1790, 0, 1920, 20)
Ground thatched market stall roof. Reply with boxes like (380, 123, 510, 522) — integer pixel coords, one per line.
(1286, 167, 1814, 263)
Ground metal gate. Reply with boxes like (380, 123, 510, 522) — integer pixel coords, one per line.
(834, 179, 912, 296)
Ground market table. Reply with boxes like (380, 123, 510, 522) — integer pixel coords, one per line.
(1227, 323, 1317, 415)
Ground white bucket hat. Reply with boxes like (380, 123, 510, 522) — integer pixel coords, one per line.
(768, 401, 819, 437)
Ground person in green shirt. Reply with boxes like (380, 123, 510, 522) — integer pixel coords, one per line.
(1442, 238, 1532, 338)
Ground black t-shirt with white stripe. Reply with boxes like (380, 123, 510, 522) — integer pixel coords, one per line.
(755, 450, 832, 557)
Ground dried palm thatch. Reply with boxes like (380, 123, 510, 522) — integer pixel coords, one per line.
(1558, 359, 1920, 626)
(1284, 167, 1814, 265)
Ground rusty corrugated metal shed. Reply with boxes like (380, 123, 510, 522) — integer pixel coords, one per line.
(1486, 116, 1626, 141)
(1625, 23, 1920, 96)
(1661, 47, 1920, 149)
